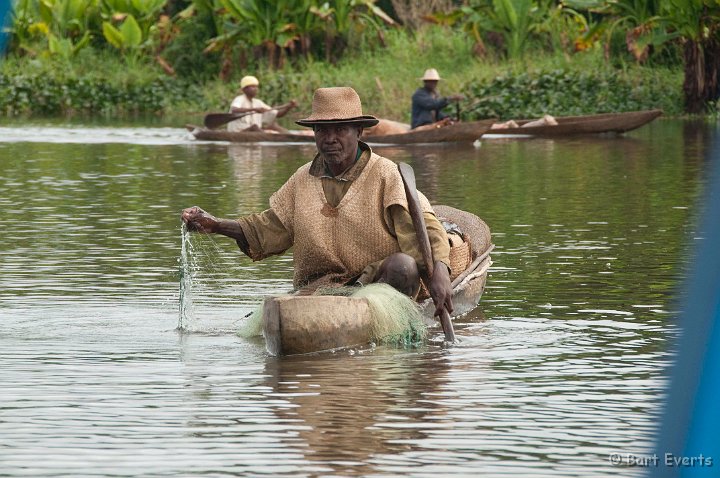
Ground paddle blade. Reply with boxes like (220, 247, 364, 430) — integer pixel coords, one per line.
(203, 112, 250, 129)
(398, 162, 456, 344)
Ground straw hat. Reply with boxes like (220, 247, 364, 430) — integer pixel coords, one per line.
(240, 75, 259, 89)
(296, 87, 379, 128)
(419, 68, 442, 81)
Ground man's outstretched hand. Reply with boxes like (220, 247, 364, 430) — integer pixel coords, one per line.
(428, 261, 454, 317)
(181, 206, 219, 233)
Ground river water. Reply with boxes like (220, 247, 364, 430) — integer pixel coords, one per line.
(0, 119, 713, 477)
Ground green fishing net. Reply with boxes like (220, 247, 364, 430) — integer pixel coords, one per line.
(237, 283, 427, 347)
(350, 283, 427, 347)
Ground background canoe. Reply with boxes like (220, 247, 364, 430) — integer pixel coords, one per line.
(186, 125, 315, 143)
(363, 119, 495, 144)
(262, 206, 492, 356)
(186, 119, 496, 144)
(489, 109, 663, 136)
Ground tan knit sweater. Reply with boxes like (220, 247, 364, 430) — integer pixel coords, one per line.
(270, 152, 434, 287)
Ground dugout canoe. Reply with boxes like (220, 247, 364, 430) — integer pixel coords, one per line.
(488, 109, 662, 137)
(363, 119, 495, 144)
(186, 124, 315, 143)
(262, 206, 493, 356)
(185, 119, 495, 144)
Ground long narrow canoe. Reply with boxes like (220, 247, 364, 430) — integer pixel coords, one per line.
(363, 119, 495, 144)
(489, 109, 663, 137)
(186, 119, 495, 145)
(186, 125, 315, 143)
(262, 206, 492, 356)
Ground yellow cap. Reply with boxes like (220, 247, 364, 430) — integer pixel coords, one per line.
(240, 75, 259, 89)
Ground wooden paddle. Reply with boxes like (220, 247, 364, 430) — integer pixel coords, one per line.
(398, 162, 456, 343)
(203, 111, 254, 129)
(204, 100, 297, 129)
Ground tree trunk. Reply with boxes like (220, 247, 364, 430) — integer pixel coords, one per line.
(683, 36, 720, 113)
(705, 34, 720, 105)
(683, 40, 704, 113)
(219, 48, 233, 82)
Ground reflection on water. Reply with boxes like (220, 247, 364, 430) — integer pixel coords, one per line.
(0, 119, 711, 476)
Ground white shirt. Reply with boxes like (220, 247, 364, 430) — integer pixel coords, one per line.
(228, 94, 274, 132)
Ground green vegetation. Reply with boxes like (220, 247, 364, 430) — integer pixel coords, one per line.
(465, 68, 683, 120)
(1, 0, 716, 119)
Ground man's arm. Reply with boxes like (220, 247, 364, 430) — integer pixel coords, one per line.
(229, 96, 250, 114)
(412, 89, 449, 111)
(231, 106, 266, 114)
(387, 204, 453, 315)
(273, 100, 298, 119)
(181, 206, 292, 260)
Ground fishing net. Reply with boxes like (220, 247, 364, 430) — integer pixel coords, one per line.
(351, 283, 427, 347)
(237, 283, 427, 347)
(238, 306, 264, 338)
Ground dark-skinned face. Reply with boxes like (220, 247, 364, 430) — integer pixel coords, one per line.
(313, 123, 362, 174)
(423, 80, 438, 92)
(242, 85, 258, 98)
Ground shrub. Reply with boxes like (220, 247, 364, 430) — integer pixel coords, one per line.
(464, 68, 683, 120)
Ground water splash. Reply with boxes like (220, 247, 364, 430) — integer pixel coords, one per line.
(178, 223, 196, 331)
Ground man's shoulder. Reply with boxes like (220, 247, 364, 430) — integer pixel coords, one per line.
(272, 162, 313, 200)
(368, 153, 401, 179)
(280, 161, 313, 184)
(370, 152, 392, 165)
(231, 94, 249, 106)
(295, 161, 313, 176)
(254, 97, 271, 108)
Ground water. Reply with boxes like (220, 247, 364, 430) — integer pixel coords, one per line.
(178, 223, 196, 330)
(0, 119, 713, 476)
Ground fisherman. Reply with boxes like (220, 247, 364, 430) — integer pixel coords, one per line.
(410, 68, 464, 129)
(228, 75, 297, 133)
(183, 86, 453, 316)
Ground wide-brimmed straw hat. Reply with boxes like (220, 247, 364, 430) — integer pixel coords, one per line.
(419, 68, 442, 81)
(240, 75, 259, 89)
(296, 87, 379, 128)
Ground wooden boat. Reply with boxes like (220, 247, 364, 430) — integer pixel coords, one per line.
(363, 119, 495, 144)
(186, 124, 315, 143)
(185, 119, 495, 145)
(488, 109, 663, 137)
(262, 206, 492, 356)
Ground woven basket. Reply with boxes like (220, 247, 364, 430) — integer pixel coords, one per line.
(448, 233, 471, 280)
(416, 233, 471, 301)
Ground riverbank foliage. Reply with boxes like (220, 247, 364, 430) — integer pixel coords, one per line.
(0, 0, 715, 119)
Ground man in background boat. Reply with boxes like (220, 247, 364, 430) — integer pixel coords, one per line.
(410, 68, 464, 129)
(183, 86, 454, 316)
(228, 75, 298, 133)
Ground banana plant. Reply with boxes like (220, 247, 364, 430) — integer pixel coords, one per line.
(7, 0, 98, 57)
(38, 0, 100, 40)
(100, 0, 167, 23)
(599, 0, 669, 61)
(490, 0, 537, 59)
(47, 30, 91, 59)
(456, 0, 546, 59)
(311, 0, 395, 62)
(290, 0, 324, 57)
(100, 0, 168, 39)
(6, 0, 44, 55)
(102, 13, 142, 59)
(658, 0, 720, 112)
(215, 0, 301, 68)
